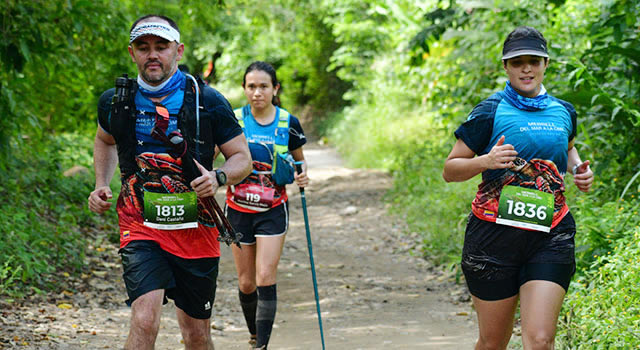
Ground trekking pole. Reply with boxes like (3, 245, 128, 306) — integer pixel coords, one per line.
(166, 132, 242, 247)
(295, 161, 326, 350)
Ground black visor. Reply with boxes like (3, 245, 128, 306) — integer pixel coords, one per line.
(502, 36, 549, 60)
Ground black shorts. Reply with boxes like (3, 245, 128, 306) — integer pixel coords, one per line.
(461, 212, 576, 301)
(119, 240, 219, 319)
(225, 202, 289, 245)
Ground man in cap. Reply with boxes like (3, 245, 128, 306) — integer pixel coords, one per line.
(88, 14, 252, 349)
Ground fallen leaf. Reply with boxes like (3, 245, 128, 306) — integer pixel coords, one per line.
(92, 270, 107, 277)
(57, 303, 73, 309)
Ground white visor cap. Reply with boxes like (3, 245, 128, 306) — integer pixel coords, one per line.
(129, 22, 180, 44)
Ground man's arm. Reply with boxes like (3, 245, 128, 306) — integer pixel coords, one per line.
(218, 133, 252, 185)
(88, 127, 118, 214)
(190, 133, 252, 198)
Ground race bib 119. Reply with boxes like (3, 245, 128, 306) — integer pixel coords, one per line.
(496, 185, 554, 232)
(232, 183, 275, 212)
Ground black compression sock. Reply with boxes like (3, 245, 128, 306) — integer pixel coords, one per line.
(256, 284, 277, 348)
(239, 289, 258, 336)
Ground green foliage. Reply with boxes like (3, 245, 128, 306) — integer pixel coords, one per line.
(0, 257, 22, 297)
(569, 194, 640, 271)
(0, 134, 117, 297)
(550, 0, 640, 204)
(557, 227, 640, 348)
(0, 0, 131, 158)
(201, 0, 350, 125)
(389, 139, 476, 265)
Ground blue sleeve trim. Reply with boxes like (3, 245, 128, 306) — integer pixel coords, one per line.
(454, 93, 502, 155)
(549, 96, 578, 141)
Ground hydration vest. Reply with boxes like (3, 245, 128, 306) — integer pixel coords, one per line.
(108, 74, 216, 180)
(233, 105, 290, 175)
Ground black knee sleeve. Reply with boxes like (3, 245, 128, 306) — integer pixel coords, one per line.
(239, 289, 258, 336)
(256, 284, 277, 348)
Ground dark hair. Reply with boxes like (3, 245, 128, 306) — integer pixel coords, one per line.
(130, 14, 180, 34)
(243, 61, 281, 107)
(503, 26, 548, 63)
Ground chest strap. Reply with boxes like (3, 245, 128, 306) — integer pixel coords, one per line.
(234, 106, 290, 174)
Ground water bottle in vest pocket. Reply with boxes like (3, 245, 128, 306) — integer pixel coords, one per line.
(273, 152, 295, 186)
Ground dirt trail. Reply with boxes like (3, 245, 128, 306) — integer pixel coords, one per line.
(1, 142, 478, 349)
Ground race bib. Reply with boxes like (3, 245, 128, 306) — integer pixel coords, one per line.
(232, 183, 275, 212)
(496, 185, 554, 232)
(143, 191, 198, 230)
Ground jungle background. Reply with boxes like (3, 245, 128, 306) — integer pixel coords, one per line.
(0, 0, 638, 348)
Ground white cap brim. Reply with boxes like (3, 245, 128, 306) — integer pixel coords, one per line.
(502, 49, 549, 60)
(130, 22, 180, 44)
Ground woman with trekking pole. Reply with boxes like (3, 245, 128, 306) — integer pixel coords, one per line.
(442, 26, 594, 349)
(224, 61, 308, 349)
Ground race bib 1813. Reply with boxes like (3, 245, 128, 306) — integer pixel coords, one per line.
(143, 191, 198, 230)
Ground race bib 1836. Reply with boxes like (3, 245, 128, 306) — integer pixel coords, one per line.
(143, 191, 198, 230)
(496, 185, 554, 232)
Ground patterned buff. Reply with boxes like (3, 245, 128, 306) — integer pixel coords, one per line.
(503, 81, 549, 111)
(137, 70, 185, 98)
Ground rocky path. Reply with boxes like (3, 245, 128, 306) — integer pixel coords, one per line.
(1, 142, 478, 349)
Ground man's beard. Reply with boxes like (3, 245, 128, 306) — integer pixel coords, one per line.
(141, 61, 172, 84)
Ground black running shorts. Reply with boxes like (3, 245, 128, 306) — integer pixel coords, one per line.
(225, 202, 289, 245)
(119, 240, 219, 319)
(461, 212, 576, 301)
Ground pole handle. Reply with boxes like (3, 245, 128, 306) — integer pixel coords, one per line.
(294, 161, 304, 192)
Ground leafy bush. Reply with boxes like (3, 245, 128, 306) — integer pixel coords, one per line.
(569, 194, 640, 271)
(0, 134, 118, 297)
(557, 227, 640, 348)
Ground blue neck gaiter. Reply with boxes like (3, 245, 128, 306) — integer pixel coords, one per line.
(503, 81, 549, 111)
(138, 70, 185, 98)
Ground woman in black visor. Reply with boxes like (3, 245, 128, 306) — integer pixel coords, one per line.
(443, 26, 593, 349)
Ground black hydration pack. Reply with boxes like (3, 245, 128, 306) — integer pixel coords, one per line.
(109, 73, 215, 181)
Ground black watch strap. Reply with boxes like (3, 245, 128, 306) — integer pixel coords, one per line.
(215, 169, 227, 186)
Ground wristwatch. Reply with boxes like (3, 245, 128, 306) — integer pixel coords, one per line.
(215, 169, 227, 186)
(572, 164, 580, 175)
